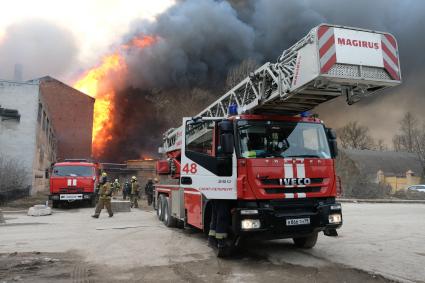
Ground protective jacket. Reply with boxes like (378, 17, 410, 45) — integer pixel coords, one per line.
(145, 181, 154, 195)
(131, 181, 139, 195)
(99, 182, 113, 200)
(113, 181, 121, 192)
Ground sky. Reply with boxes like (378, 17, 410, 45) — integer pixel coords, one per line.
(0, 0, 175, 81)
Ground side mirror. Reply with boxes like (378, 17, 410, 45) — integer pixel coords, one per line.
(218, 120, 234, 155)
(326, 128, 338, 158)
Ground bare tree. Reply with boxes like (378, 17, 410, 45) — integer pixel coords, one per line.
(374, 139, 388, 151)
(393, 112, 425, 176)
(225, 59, 259, 90)
(392, 112, 419, 152)
(0, 154, 28, 193)
(392, 135, 403, 151)
(336, 121, 375, 150)
(413, 124, 425, 176)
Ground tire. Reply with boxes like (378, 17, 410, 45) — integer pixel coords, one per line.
(203, 202, 212, 236)
(293, 232, 318, 249)
(216, 237, 237, 258)
(89, 197, 96, 207)
(163, 197, 177, 227)
(52, 200, 59, 208)
(157, 194, 164, 221)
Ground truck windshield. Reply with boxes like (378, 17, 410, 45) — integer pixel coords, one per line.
(52, 166, 94, 177)
(237, 120, 331, 158)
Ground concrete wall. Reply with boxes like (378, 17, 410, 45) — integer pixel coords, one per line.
(0, 81, 39, 191)
(37, 77, 94, 160)
(0, 80, 57, 194)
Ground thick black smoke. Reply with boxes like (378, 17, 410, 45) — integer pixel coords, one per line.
(0, 19, 78, 81)
(103, 0, 425, 161)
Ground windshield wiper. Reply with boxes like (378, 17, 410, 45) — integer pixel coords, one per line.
(285, 154, 321, 158)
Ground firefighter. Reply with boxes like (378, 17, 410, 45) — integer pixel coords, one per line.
(123, 181, 130, 200)
(130, 176, 140, 208)
(112, 178, 121, 196)
(94, 172, 107, 203)
(208, 200, 230, 251)
(144, 178, 154, 206)
(92, 172, 113, 218)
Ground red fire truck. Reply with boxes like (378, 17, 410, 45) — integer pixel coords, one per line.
(153, 24, 401, 255)
(49, 159, 100, 208)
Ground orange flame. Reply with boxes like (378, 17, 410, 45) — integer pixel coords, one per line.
(73, 35, 157, 159)
(73, 53, 126, 158)
(122, 35, 158, 49)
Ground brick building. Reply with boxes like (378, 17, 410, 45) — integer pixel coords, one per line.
(31, 76, 95, 160)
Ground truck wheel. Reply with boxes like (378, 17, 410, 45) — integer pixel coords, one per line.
(157, 195, 164, 221)
(90, 197, 96, 207)
(293, 232, 318, 249)
(52, 200, 59, 208)
(163, 197, 176, 228)
(216, 237, 237, 258)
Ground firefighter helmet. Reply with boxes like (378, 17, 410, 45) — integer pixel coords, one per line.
(101, 172, 107, 177)
(132, 176, 137, 180)
(154, 178, 159, 183)
(115, 179, 118, 182)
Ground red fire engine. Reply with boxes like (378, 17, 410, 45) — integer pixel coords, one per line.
(153, 24, 401, 256)
(49, 159, 100, 208)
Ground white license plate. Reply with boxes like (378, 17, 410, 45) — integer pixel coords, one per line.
(60, 194, 83, 200)
(286, 217, 310, 226)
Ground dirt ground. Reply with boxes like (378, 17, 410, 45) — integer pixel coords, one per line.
(0, 250, 390, 283)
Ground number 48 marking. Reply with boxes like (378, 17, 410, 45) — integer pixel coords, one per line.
(182, 163, 197, 174)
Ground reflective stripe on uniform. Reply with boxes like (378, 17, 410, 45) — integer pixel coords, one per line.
(215, 232, 228, 239)
(208, 229, 216, 236)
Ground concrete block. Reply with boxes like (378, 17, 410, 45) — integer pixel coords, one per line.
(27, 205, 52, 216)
(111, 200, 131, 212)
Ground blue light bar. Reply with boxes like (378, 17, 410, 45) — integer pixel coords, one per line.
(228, 103, 238, 115)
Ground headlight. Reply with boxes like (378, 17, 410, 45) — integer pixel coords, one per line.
(241, 219, 261, 230)
(330, 204, 341, 210)
(328, 214, 342, 224)
(240, 209, 258, 215)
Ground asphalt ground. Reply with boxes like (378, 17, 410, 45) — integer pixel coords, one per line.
(0, 202, 424, 282)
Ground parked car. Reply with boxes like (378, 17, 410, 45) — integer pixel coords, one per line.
(407, 185, 425, 193)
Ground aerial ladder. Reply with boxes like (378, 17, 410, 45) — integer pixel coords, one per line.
(163, 24, 401, 152)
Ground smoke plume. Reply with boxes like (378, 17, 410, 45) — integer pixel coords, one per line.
(0, 19, 78, 81)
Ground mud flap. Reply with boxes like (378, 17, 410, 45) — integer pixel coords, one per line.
(324, 228, 338, 237)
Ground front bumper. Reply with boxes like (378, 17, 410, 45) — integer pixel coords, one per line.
(49, 193, 95, 201)
(232, 198, 342, 240)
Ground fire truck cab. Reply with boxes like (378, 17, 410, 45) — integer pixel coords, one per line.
(49, 159, 100, 208)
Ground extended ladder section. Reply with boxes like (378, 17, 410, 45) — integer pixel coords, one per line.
(163, 24, 401, 153)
